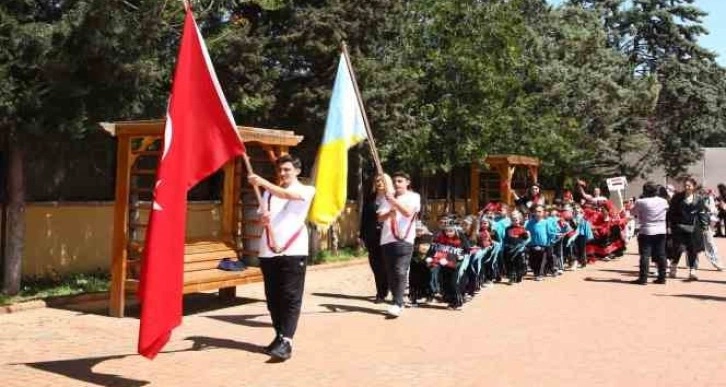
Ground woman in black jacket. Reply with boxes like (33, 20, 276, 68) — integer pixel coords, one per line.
(716, 183, 726, 237)
(359, 174, 392, 303)
(667, 177, 709, 281)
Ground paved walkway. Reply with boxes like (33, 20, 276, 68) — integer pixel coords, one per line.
(2, 240, 725, 387)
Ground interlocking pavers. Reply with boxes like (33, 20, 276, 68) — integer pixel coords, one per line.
(2, 240, 725, 386)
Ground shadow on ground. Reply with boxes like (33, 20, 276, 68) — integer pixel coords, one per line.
(47, 293, 264, 318)
(205, 313, 273, 328)
(583, 277, 630, 284)
(18, 354, 150, 386)
(319, 303, 388, 316)
(596, 268, 639, 277)
(654, 293, 726, 302)
(14, 335, 269, 386)
(312, 292, 374, 302)
(183, 335, 267, 354)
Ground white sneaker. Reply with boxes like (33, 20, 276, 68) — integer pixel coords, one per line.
(669, 263, 678, 279)
(387, 304, 403, 318)
(688, 269, 698, 281)
(484, 281, 494, 289)
(711, 261, 724, 271)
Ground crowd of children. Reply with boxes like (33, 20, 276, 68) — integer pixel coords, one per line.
(408, 183, 632, 310)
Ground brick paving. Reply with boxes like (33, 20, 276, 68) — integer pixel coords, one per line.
(2, 240, 726, 387)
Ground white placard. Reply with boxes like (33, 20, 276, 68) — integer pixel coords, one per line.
(606, 176, 627, 192)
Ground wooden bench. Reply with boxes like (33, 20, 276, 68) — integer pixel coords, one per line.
(103, 119, 303, 317)
(124, 240, 263, 299)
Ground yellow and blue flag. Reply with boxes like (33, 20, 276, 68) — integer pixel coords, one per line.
(308, 53, 368, 227)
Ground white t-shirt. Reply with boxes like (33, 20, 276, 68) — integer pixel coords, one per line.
(258, 181, 316, 258)
(378, 191, 421, 245)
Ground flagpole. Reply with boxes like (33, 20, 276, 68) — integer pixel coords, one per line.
(180, 1, 267, 240)
(340, 41, 383, 176)
(181, 1, 262, 206)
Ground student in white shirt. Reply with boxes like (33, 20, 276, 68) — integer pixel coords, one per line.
(248, 154, 315, 361)
(377, 171, 421, 317)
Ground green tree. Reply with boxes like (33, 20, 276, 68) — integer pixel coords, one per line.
(0, 0, 278, 294)
(0, 0, 152, 294)
(527, 4, 659, 184)
(576, 0, 726, 177)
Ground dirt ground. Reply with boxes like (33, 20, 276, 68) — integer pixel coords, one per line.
(2, 239, 725, 387)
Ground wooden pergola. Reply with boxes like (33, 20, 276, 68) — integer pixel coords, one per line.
(470, 154, 540, 210)
(101, 119, 303, 317)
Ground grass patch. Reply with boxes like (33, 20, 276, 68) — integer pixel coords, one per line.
(0, 271, 110, 306)
(314, 247, 365, 265)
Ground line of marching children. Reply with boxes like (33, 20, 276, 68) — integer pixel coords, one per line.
(409, 197, 630, 310)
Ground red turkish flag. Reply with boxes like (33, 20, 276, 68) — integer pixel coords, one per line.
(137, 9, 246, 359)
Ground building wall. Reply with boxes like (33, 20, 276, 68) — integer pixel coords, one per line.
(15, 198, 477, 278)
(20, 201, 222, 278)
(624, 147, 726, 200)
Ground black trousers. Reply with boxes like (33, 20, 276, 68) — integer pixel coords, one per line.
(669, 228, 700, 269)
(574, 235, 587, 267)
(529, 247, 547, 277)
(366, 242, 388, 300)
(637, 234, 666, 280)
(259, 255, 307, 339)
(381, 241, 414, 307)
(717, 210, 726, 236)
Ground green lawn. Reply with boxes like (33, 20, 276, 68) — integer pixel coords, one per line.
(0, 272, 110, 306)
(314, 247, 365, 265)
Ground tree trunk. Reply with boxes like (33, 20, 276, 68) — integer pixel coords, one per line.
(420, 172, 429, 222)
(309, 223, 320, 264)
(446, 170, 453, 214)
(2, 140, 24, 295)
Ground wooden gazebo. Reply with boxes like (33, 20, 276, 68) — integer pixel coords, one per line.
(470, 154, 540, 210)
(101, 119, 303, 317)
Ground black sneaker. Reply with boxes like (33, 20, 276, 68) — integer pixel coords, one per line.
(653, 278, 666, 284)
(630, 278, 647, 285)
(264, 335, 283, 354)
(269, 340, 292, 361)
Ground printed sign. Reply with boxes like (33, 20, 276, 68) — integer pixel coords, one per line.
(606, 176, 628, 191)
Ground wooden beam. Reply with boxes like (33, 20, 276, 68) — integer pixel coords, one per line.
(484, 154, 540, 167)
(104, 119, 304, 147)
(109, 135, 133, 317)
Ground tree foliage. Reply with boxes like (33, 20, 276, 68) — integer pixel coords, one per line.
(2, 0, 726, 289)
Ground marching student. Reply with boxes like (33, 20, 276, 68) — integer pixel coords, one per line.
(377, 171, 421, 317)
(503, 211, 531, 284)
(547, 207, 571, 276)
(428, 218, 471, 309)
(526, 205, 557, 281)
(409, 225, 435, 305)
(359, 173, 393, 303)
(473, 217, 502, 289)
(248, 154, 316, 361)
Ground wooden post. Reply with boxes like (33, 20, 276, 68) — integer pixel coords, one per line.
(109, 135, 132, 317)
(498, 164, 515, 206)
(528, 165, 539, 184)
(221, 160, 235, 239)
(470, 161, 480, 213)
